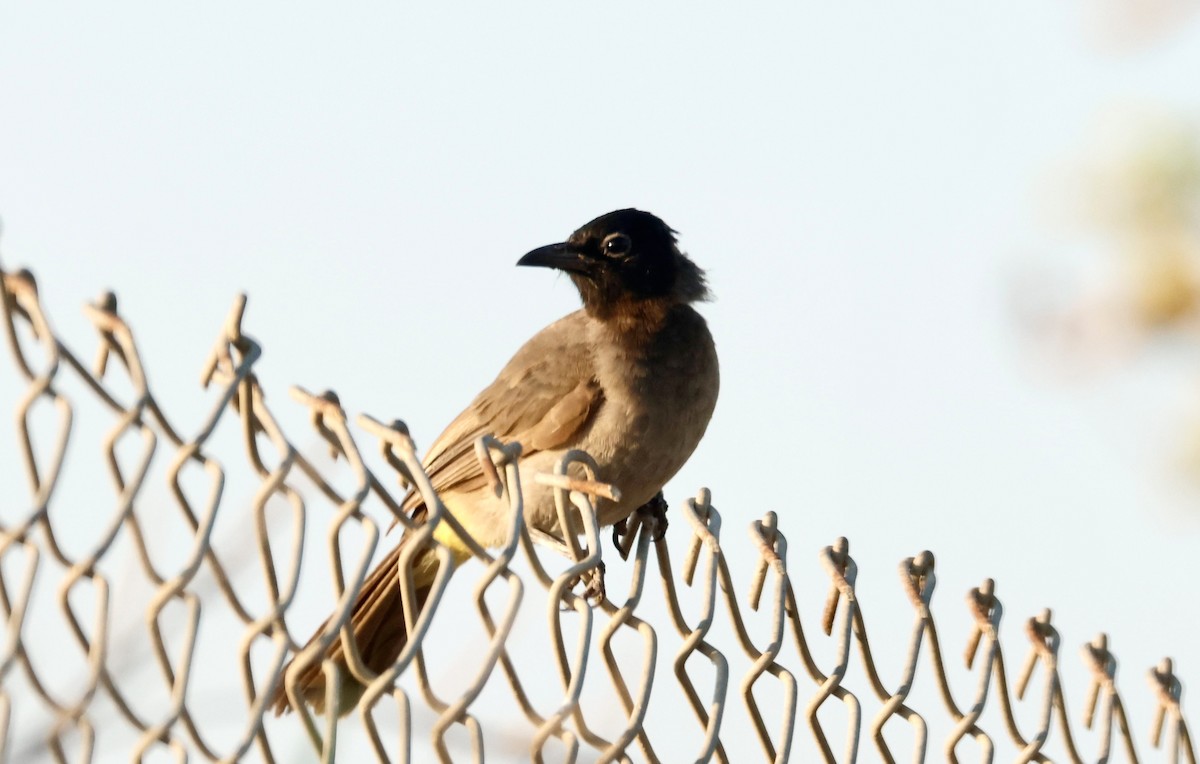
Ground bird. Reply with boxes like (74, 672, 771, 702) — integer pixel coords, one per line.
(271, 208, 719, 716)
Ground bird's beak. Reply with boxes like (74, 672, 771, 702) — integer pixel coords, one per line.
(517, 243, 591, 275)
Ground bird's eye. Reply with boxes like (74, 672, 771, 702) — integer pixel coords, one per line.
(602, 233, 632, 257)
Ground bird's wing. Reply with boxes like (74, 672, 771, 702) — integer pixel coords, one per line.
(401, 310, 602, 518)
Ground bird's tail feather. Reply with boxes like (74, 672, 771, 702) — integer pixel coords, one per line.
(270, 537, 436, 717)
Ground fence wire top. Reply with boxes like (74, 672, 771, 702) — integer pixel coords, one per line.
(0, 261, 1194, 763)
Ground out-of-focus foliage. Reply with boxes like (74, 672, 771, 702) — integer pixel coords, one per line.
(1086, 121, 1200, 330)
(1020, 113, 1200, 478)
(1086, 0, 1200, 52)
(1018, 115, 1200, 372)
(1082, 0, 1200, 336)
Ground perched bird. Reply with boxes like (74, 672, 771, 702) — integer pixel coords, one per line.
(272, 208, 719, 716)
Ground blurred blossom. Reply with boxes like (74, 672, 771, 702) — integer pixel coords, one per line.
(1017, 111, 1200, 483)
(1087, 118, 1200, 329)
(1016, 113, 1200, 374)
(1084, 0, 1200, 52)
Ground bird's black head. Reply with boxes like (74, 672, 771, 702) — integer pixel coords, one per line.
(517, 209, 709, 316)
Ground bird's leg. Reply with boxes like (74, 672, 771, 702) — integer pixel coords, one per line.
(529, 527, 574, 557)
(612, 491, 669, 561)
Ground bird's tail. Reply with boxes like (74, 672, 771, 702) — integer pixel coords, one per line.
(270, 536, 438, 717)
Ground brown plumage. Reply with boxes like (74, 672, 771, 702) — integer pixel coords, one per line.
(271, 209, 719, 716)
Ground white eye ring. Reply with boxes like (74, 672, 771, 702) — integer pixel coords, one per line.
(602, 233, 632, 256)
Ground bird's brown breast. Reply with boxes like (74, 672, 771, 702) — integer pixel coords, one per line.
(571, 303, 719, 524)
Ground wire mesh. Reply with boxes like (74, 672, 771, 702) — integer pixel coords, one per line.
(0, 256, 1195, 763)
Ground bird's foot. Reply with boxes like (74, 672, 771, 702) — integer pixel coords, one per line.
(577, 561, 606, 607)
(612, 492, 669, 561)
(529, 528, 608, 607)
(640, 492, 670, 541)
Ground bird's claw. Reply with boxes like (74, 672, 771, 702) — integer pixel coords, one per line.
(611, 518, 630, 560)
(566, 561, 607, 608)
(612, 492, 669, 561)
(640, 492, 670, 542)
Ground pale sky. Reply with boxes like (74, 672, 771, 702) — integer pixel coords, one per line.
(4, 3, 1200, 761)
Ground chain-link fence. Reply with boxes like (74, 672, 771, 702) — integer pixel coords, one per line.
(1, 256, 1195, 763)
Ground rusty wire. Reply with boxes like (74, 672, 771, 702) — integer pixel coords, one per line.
(1, 257, 1197, 763)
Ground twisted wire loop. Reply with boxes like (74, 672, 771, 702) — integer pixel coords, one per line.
(2, 256, 1199, 763)
(655, 488, 729, 763)
(853, 551, 933, 764)
(737, 513, 799, 764)
(1081, 634, 1139, 763)
(1150, 659, 1197, 764)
